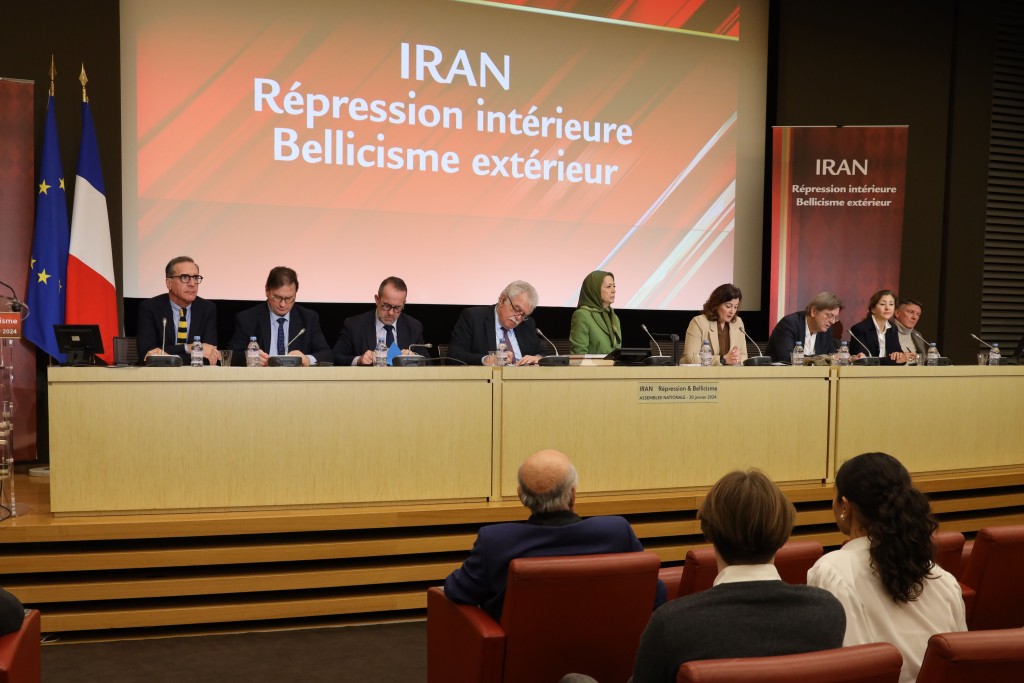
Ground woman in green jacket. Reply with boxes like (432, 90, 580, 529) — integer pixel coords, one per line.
(569, 270, 622, 354)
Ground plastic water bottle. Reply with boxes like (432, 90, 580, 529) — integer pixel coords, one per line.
(374, 335, 388, 367)
(246, 336, 260, 367)
(495, 342, 509, 366)
(791, 342, 804, 366)
(836, 341, 850, 366)
(699, 339, 713, 367)
(926, 343, 940, 366)
(191, 336, 203, 367)
(988, 342, 1001, 366)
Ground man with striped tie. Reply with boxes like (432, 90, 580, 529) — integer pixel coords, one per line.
(137, 256, 220, 364)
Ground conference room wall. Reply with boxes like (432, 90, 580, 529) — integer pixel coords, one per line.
(0, 1, 1000, 455)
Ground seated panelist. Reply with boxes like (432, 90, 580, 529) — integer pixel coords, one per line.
(682, 283, 747, 365)
(848, 289, 906, 365)
(569, 270, 621, 355)
(448, 280, 543, 366)
(137, 256, 220, 364)
(765, 291, 844, 363)
(332, 276, 425, 366)
(228, 266, 332, 366)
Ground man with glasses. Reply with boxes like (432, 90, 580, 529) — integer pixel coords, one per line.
(228, 266, 332, 366)
(765, 291, 845, 363)
(448, 280, 543, 366)
(332, 276, 425, 366)
(137, 255, 221, 364)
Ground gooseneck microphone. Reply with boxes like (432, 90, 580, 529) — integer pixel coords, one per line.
(847, 329, 881, 365)
(146, 316, 183, 366)
(970, 333, 993, 348)
(161, 317, 168, 354)
(912, 329, 932, 347)
(535, 328, 569, 366)
(641, 324, 664, 356)
(640, 324, 674, 366)
(738, 326, 772, 366)
(0, 280, 24, 312)
(535, 328, 560, 356)
(287, 328, 306, 349)
(409, 343, 434, 353)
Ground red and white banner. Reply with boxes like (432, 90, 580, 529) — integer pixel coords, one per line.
(770, 126, 909, 328)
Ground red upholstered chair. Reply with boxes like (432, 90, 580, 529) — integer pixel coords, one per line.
(957, 525, 1024, 630)
(677, 540, 823, 597)
(932, 530, 965, 577)
(0, 609, 41, 683)
(427, 551, 661, 683)
(916, 629, 1024, 682)
(676, 642, 903, 683)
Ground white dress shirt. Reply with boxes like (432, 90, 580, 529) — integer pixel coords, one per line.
(807, 536, 966, 683)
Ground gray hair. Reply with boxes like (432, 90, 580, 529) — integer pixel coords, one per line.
(502, 280, 539, 311)
(518, 462, 578, 513)
(805, 291, 843, 315)
(165, 256, 196, 278)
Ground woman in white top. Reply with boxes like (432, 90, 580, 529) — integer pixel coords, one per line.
(808, 452, 966, 683)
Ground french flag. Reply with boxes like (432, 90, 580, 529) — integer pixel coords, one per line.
(66, 96, 118, 364)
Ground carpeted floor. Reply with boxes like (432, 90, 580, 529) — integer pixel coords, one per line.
(42, 621, 427, 683)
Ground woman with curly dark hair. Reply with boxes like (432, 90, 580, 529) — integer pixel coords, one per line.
(808, 452, 966, 683)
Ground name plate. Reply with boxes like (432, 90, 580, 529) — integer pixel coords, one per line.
(0, 312, 21, 339)
(638, 381, 718, 404)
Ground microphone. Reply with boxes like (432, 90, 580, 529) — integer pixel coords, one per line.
(970, 333, 992, 348)
(0, 280, 24, 312)
(408, 343, 433, 354)
(640, 324, 674, 366)
(641, 324, 663, 356)
(287, 328, 306, 350)
(393, 343, 434, 366)
(146, 316, 182, 366)
(535, 328, 559, 356)
(738, 326, 772, 366)
(535, 328, 569, 366)
(847, 329, 881, 365)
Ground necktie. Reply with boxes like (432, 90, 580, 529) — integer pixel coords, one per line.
(176, 306, 187, 344)
(501, 327, 516, 362)
(277, 318, 287, 355)
(384, 324, 395, 348)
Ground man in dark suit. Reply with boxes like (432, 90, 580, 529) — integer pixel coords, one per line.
(448, 280, 544, 365)
(228, 266, 332, 366)
(137, 256, 220, 364)
(443, 449, 666, 622)
(765, 291, 845, 363)
(332, 276, 425, 366)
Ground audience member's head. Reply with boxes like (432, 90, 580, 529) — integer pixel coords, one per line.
(698, 469, 795, 565)
(517, 449, 578, 514)
(833, 452, 938, 603)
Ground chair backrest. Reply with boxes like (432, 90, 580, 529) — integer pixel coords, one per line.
(113, 336, 139, 365)
(959, 524, 1024, 629)
(931, 530, 965, 578)
(916, 629, 1024, 683)
(676, 642, 903, 683)
(499, 551, 661, 683)
(678, 539, 823, 597)
(0, 609, 41, 683)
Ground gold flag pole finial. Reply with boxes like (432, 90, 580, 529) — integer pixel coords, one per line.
(80, 64, 89, 103)
(48, 54, 56, 97)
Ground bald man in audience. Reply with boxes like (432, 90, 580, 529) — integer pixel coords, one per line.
(443, 449, 666, 621)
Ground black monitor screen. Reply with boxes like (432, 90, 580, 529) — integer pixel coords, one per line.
(53, 324, 105, 365)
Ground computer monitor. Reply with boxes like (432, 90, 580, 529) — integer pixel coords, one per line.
(53, 324, 105, 365)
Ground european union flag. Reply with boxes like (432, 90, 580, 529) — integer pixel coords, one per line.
(24, 95, 69, 362)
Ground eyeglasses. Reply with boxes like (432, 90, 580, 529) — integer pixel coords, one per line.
(271, 294, 296, 304)
(379, 303, 404, 313)
(506, 299, 531, 321)
(169, 274, 204, 284)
